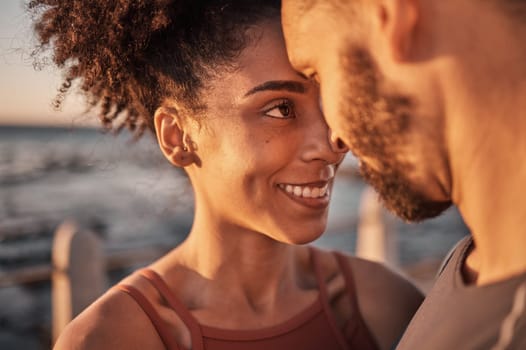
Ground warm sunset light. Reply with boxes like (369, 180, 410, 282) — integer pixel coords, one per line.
(9, 1, 515, 349)
(0, 1, 91, 127)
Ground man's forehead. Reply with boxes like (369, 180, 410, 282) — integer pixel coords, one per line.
(282, 0, 349, 28)
(281, 0, 321, 37)
(283, 0, 350, 13)
(282, 0, 318, 14)
(282, 0, 344, 69)
(282, 0, 331, 29)
(281, 3, 312, 69)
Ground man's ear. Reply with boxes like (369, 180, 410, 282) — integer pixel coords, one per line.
(378, 0, 419, 62)
(154, 106, 195, 167)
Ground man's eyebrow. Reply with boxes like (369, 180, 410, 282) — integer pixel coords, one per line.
(243, 80, 307, 97)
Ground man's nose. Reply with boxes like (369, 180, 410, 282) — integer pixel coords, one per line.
(328, 129, 349, 153)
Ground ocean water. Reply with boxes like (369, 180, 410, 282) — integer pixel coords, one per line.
(0, 126, 194, 243)
(0, 125, 469, 349)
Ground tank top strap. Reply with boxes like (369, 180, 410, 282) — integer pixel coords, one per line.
(138, 268, 205, 350)
(333, 251, 379, 350)
(309, 246, 351, 350)
(115, 284, 183, 350)
(309, 246, 329, 301)
(333, 252, 362, 316)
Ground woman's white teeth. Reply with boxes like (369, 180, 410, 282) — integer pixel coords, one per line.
(294, 186, 302, 197)
(280, 183, 329, 198)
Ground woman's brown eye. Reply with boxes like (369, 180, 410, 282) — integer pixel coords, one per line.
(279, 104, 290, 116)
(263, 99, 296, 119)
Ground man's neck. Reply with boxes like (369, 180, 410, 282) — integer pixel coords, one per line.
(452, 80, 526, 286)
(439, 9, 526, 285)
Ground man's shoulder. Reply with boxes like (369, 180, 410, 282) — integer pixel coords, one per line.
(436, 235, 472, 277)
(397, 240, 526, 350)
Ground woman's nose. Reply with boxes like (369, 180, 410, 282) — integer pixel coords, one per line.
(328, 129, 349, 153)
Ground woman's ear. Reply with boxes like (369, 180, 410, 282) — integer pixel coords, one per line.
(378, 0, 419, 62)
(154, 107, 195, 167)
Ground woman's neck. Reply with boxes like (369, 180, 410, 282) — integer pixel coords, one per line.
(166, 208, 308, 312)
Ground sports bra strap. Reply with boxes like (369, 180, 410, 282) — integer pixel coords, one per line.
(309, 247, 351, 350)
(333, 252, 361, 315)
(139, 268, 205, 350)
(334, 252, 379, 349)
(310, 246, 329, 302)
(116, 284, 183, 350)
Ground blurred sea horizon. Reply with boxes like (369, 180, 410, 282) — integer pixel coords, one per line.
(0, 124, 469, 349)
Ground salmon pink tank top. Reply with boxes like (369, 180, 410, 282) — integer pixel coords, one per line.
(116, 248, 378, 350)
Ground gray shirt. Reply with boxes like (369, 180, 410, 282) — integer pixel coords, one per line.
(397, 236, 526, 350)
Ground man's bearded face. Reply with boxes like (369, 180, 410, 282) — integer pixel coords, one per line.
(337, 48, 451, 222)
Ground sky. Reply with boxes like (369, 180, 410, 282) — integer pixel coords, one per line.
(0, 0, 90, 127)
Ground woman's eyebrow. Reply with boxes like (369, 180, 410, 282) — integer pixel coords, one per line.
(243, 80, 307, 97)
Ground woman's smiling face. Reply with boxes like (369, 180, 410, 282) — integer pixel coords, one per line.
(184, 20, 346, 244)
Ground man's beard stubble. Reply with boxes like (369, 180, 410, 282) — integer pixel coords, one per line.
(339, 47, 451, 222)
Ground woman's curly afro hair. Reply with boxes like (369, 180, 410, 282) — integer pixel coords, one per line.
(29, 0, 280, 136)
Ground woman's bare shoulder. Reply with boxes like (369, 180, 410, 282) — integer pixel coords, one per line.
(308, 247, 423, 300)
(53, 283, 166, 350)
(311, 248, 423, 350)
(312, 248, 423, 308)
(345, 254, 424, 350)
(346, 254, 424, 306)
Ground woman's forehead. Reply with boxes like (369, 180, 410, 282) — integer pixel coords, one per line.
(205, 22, 304, 97)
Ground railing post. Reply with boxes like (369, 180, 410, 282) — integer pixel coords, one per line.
(356, 186, 399, 267)
(51, 221, 107, 342)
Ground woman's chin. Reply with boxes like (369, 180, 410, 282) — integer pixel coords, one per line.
(275, 228, 326, 245)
